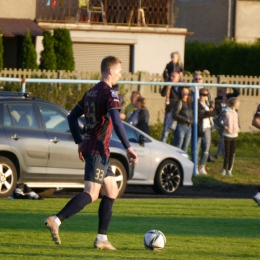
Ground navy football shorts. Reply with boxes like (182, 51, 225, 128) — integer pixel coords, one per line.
(82, 152, 114, 184)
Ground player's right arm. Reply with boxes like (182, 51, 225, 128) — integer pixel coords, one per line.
(109, 109, 138, 165)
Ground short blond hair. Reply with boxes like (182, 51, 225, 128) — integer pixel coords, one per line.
(101, 56, 121, 73)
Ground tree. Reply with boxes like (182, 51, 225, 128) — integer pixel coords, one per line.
(40, 30, 57, 70)
(53, 28, 75, 71)
(19, 30, 38, 69)
(0, 29, 3, 70)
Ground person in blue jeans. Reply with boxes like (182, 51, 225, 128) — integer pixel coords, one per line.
(172, 87, 193, 152)
(197, 88, 216, 175)
(160, 71, 181, 143)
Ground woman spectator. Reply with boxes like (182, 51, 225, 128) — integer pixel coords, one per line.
(215, 97, 240, 177)
(197, 88, 216, 175)
(172, 87, 193, 152)
(127, 96, 150, 135)
(213, 85, 240, 159)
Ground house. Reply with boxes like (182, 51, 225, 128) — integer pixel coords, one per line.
(174, 0, 260, 44)
(36, 0, 191, 74)
(0, 0, 43, 68)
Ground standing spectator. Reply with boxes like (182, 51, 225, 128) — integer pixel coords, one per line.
(163, 51, 184, 82)
(192, 71, 215, 163)
(160, 71, 181, 143)
(127, 96, 150, 135)
(215, 97, 240, 177)
(172, 87, 193, 152)
(163, 51, 184, 105)
(214, 85, 240, 159)
(197, 88, 216, 175)
(252, 104, 260, 205)
(44, 56, 138, 249)
(124, 91, 141, 121)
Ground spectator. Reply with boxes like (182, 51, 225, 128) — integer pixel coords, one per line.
(172, 87, 193, 152)
(252, 104, 260, 205)
(127, 96, 150, 135)
(163, 51, 184, 82)
(164, 52, 184, 105)
(124, 91, 141, 121)
(214, 85, 240, 159)
(112, 84, 126, 120)
(215, 97, 240, 177)
(192, 71, 215, 163)
(160, 71, 181, 143)
(196, 88, 216, 175)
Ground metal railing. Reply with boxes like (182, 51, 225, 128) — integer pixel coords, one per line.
(36, 0, 174, 27)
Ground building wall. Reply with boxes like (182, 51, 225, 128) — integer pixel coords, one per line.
(0, 0, 36, 19)
(235, 0, 260, 43)
(174, 0, 233, 43)
(37, 23, 188, 74)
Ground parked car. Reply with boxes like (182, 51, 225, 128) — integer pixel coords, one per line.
(0, 91, 193, 198)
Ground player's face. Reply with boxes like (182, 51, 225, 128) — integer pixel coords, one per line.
(111, 63, 122, 85)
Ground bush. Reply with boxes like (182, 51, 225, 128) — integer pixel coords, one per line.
(53, 28, 75, 71)
(0, 29, 3, 70)
(185, 39, 260, 76)
(19, 30, 38, 70)
(40, 31, 57, 70)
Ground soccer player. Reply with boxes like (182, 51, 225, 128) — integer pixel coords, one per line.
(44, 56, 138, 250)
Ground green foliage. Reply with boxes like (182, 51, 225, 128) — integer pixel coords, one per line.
(0, 29, 3, 70)
(53, 28, 75, 71)
(19, 30, 38, 70)
(39, 31, 57, 70)
(149, 118, 173, 144)
(185, 39, 260, 76)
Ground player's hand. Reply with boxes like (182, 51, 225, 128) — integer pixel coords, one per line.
(127, 147, 138, 165)
(78, 142, 85, 162)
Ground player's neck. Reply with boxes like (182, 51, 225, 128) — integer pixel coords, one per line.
(100, 76, 112, 88)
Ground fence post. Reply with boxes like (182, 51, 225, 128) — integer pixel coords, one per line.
(21, 78, 26, 93)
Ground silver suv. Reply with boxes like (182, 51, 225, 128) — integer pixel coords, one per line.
(0, 92, 132, 198)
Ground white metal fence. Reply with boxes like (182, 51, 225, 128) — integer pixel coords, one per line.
(1, 77, 260, 178)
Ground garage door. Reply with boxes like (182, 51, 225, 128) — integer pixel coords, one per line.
(73, 43, 130, 72)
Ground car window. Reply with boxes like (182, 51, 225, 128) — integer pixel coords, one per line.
(39, 105, 70, 133)
(4, 104, 40, 129)
(112, 122, 139, 143)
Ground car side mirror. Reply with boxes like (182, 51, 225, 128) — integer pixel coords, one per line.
(138, 134, 146, 147)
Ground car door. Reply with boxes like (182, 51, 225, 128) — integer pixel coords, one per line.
(3, 103, 49, 174)
(37, 104, 84, 177)
(122, 123, 152, 180)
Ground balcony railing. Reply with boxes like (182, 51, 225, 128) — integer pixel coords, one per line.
(36, 0, 175, 27)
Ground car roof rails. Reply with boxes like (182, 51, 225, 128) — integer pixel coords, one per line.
(0, 91, 30, 98)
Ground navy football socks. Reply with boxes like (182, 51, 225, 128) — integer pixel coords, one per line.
(56, 192, 92, 222)
(98, 195, 115, 235)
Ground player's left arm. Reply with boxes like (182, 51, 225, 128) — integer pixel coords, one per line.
(109, 109, 138, 164)
(68, 104, 84, 144)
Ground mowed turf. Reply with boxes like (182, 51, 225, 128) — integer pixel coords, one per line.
(0, 198, 260, 260)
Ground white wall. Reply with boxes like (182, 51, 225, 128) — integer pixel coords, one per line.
(38, 23, 188, 74)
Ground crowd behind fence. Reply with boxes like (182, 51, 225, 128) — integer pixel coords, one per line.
(1, 68, 260, 132)
(1, 74, 260, 177)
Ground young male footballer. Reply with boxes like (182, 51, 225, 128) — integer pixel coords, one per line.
(44, 56, 138, 250)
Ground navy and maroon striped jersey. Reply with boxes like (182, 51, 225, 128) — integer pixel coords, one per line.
(78, 81, 121, 156)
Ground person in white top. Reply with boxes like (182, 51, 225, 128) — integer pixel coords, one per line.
(196, 88, 216, 175)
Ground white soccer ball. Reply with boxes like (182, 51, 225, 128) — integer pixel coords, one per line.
(143, 230, 166, 251)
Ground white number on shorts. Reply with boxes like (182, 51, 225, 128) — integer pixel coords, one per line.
(95, 168, 104, 181)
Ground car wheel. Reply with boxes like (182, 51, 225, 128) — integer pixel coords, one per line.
(153, 159, 182, 195)
(100, 158, 127, 198)
(0, 156, 18, 198)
